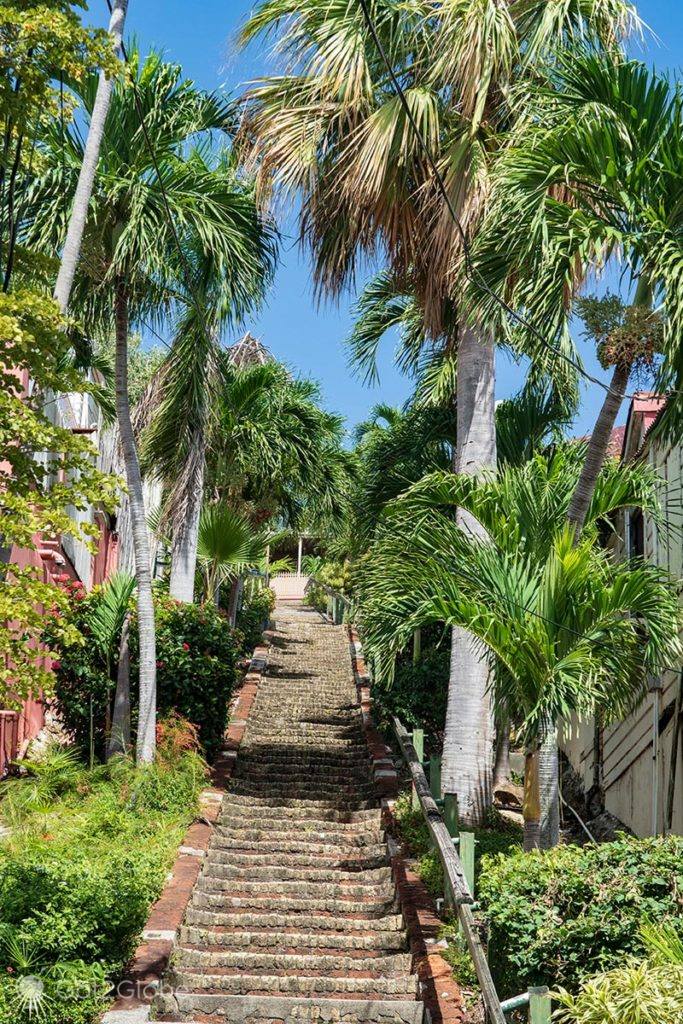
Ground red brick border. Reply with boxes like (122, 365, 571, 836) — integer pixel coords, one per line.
(102, 640, 269, 1020)
(348, 626, 466, 1024)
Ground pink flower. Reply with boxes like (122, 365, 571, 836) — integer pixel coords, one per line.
(156, 660, 165, 669)
(182, 642, 190, 652)
(52, 660, 61, 671)
(73, 591, 85, 600)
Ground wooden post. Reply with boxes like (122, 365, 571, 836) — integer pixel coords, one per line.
(413, 627, 422, 664)
(444, 793, 459, 838)
(429, 755, 441, 801)
(459, 831, 475, 897)
(411, 728, 424, 811)
(529, 987, 551, 1024)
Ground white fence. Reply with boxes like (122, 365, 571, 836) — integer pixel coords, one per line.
(269, 573, 310, 602)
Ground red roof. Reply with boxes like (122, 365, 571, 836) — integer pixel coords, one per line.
(606, 425, 627, 459)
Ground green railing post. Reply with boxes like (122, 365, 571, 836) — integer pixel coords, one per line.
(411, 728, 424, 811)
(529, 987, 551, 1024)
(429, 755, 441, 801)
(443, 793, 459, 837)
(459, 831, 475, 897)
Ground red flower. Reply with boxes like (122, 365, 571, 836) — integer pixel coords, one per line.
(51, 660, 61, 671)
(182, 642, 190, 651)
(73, 591, 85, 600)
(156, 660, 165, 669)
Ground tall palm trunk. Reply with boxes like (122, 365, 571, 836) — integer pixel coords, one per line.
(53, 0, 128, 313)
(107, 613, 131, 758)
(169, 456, 204, 602)
(442, 325, 496, 826)
(493, 717, 511, 790)
(523, 714, 560, 850)
(566, 361, 631, 534)
(115, 276, 156, 764)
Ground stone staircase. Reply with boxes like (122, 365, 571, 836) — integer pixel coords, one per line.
(156, 606, 423, 1024)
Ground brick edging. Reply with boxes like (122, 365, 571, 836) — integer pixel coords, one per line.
(347, 626, 465, 1024)
(101, 639, 270, 1023)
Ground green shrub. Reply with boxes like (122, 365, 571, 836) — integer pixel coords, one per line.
(479, 834, 683, 997)
(554, 923, 683, 1024)
(0, 738, 204, 1024)
(132, 595, 242, 759)
(372, 644, 448, 734)
(50, 591, 242, 762)
(236, 586, 274, 651)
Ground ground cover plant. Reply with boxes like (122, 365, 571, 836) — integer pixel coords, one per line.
(0, 722, 206, 1023)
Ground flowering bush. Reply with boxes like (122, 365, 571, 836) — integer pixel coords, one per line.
(236, 586, 275, 651)
(47, 589, 242, 762)
(130, 595, 242, 759)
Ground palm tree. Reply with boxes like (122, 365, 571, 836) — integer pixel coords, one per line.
(196, 504, 268, 610)
(139, 153, 277, 603)
(472, 51, 682, 533)
(208, 358, 353, 535)
(356, 446, 680, 848)
(238, 0, 640, 824)
(31, 51, 250, 762)
(53, 0, 128, 313)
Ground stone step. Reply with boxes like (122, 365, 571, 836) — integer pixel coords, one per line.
(237, 750, 371, 766)
(155, 992, 424, 1024)
(168, 969, 420, 997)
(204, 855, 391, 879)
(227, 779, 376, 799)
(214, 822, 384, 843)
(220, 795, 377, 812)
(210, 838, 388, 862)
(183, 909, 406, 932)
(196, 870, 393, 895)
(190, 890, 397, 915)
(234, 764, 372, 781)
(216, 802, 382, 827)
(175, 948, 413, 975)
(179, 926, 408, 951)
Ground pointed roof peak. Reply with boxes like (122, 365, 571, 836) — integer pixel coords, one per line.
(227, 332, 273, 368)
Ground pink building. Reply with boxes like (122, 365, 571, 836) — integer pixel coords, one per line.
(0, 372, 119, 774)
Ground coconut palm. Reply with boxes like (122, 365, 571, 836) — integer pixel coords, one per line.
(238, 0, 639, 824)
(356, 447, 680, 847)
(472, 51, 683, 531)
(30, 51, 252, 762)
(139, 152, 277, 603)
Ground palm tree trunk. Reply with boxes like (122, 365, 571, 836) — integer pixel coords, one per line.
(442, 325, 496, 826)
(228, 576, 243, 627)
(115, 276, 157, 764)
(53, 0, 128, 313)
(169, 459, 204, 602)
(523, 748, 541, 851)
(566, 361, 630, 535)
(493, 718, 511, 790)
(538, 711, 560, 848)
(107, 613, 131, 759)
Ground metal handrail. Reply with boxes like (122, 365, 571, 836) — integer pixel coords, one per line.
(392, 715, 507, 1024)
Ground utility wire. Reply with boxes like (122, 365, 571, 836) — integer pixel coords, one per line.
(355, 0, 680, 406)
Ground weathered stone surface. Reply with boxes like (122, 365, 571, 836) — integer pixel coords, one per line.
(154, 606, 422, 1023)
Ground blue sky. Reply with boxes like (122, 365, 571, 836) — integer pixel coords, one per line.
(90, 0, 682, 434)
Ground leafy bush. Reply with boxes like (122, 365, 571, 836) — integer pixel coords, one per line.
(0, 734, 204, 1023)
(137, 595, 242, 759)
(50, 591, 242, 761)
(372, 644, 449, 735)
(479, 835, 683, 997)
(236, 586, 274, 652)
(554, 923, 683, 1024)
(304, 560, 351, 612)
